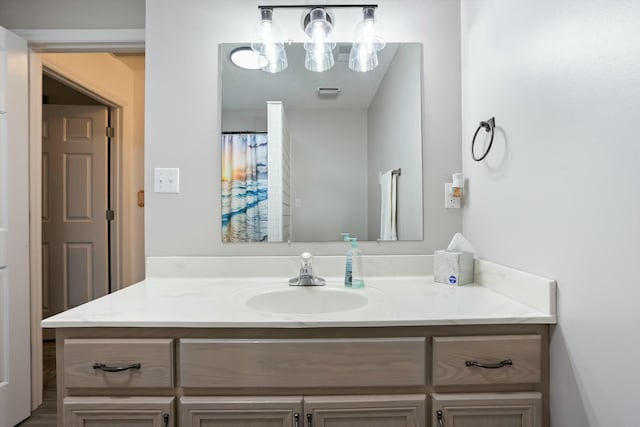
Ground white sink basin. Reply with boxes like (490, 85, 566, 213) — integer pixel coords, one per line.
(246, 287, 368, 314)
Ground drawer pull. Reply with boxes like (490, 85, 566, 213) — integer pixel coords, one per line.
(436, 410, 444, 427)
(294, 413, 300, 427)
(92, 362, 141, 372)
(465, 358, 512, 369)
(307, 413, 313, 427)
(163, 413, 169, 427)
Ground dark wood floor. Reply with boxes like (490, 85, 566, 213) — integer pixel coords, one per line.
(17, 341, 57, 427)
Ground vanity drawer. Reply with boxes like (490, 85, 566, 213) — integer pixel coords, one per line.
(432, 335, 541, 386)
(180, 338, 426, 388)
(64, 339, 174, 388)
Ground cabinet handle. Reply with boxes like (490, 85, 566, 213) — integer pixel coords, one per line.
(465, 358, 512, 369)
(307, 413, 312, 427)
(294, 413, 300, 427)
(163, 413, 169, 427)
(436, 410, 444, 427)
(92, 362, 141, 372)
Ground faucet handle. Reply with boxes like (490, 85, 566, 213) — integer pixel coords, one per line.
(300, 252, 312, 266)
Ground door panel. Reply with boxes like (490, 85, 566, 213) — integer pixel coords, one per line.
(42, 104, 109, 316)
(180, 396, 303, 427)
(432, 393, 542, 427)
(304, 395, 426, 427)
(0, 27, 31, 427)
(64, 396, 174, 427)
(64, 153, 93, 220)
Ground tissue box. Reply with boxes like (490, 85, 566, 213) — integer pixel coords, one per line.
(434, 250, 474, 286)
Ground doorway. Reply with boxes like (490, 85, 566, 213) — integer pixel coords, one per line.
(41, 74, 114, 336)
(23, 51, 145, 424)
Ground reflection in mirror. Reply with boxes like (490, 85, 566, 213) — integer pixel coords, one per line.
(220, 42, 423, 243)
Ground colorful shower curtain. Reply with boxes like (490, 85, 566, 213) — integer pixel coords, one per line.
(221, 133, 268, 242)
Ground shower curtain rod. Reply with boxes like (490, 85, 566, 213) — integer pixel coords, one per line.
(221, 131, 267, 134)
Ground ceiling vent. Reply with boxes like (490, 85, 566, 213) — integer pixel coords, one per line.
(317, 87, 341, 99)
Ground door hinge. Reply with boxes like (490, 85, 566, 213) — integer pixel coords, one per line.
(106, 210, 115, 221)
(106, 126, 115, 138)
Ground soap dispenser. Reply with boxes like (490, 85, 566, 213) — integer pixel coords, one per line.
(342, 233, 364, 289)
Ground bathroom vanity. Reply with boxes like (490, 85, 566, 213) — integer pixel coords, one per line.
(44, 258, 556, 427)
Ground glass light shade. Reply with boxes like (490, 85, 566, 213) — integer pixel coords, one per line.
(251, 8, 288, 73)
(303, 8, 336, 72)
(348, 7, 385, 72)
(348, 46, 379, 72)
(305, 49, 335, 72)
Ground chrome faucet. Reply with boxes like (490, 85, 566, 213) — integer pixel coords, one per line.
(289, 252, 326, 286)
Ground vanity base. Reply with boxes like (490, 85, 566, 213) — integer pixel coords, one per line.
(54, 324, 550, 427)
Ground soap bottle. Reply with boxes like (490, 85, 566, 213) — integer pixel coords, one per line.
(341, 233, 353, 286)
(342, 234, 364, 289)
(349, 237, 364, 289)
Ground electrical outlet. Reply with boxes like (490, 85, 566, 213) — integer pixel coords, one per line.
(445, 183, 461, 209)
(154, 168, 180, 193)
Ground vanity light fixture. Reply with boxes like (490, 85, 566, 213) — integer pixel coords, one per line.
(255, 4, 383, 73)
(251, 7, 288, 73)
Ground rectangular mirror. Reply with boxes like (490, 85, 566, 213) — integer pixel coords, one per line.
(220, 42, 423, 243)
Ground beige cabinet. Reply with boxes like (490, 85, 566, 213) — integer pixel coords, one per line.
(180, 396, 303, 427)
(63, 396, 174, 427)
(56, 327, 549, 427)
(304, 395, 426, 427)
(432, 393, 542, 427)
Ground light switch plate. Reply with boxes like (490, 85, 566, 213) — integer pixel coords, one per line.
(154, 168, 180, 193)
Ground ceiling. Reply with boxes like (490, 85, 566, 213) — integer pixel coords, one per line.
(221, 42, 404, 111)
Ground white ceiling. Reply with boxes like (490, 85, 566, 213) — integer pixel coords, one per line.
(221, 42, 405, 111)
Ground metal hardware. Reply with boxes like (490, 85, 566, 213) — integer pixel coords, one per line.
(92, 362, 141, 372)
(106, 210, 115, 221)
(471, 116, 496, 162)
(289, 252, 326, 286)
(307, 413, 312, 427)
(465, 358, 513, 369)
(259, 4, 377, 10)
(162, 413, 169, 427)
(106, 126, 115, 138)
(294, 413, 300, 427)
(436, 410, 444, 427)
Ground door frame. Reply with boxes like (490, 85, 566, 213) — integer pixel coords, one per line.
(24, 28, 144, 410)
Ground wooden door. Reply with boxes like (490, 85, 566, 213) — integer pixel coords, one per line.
(0, 26, 31, 427)
(180, 396, 303, 427)
(432, 393, 542, 427)
(42, 104, 109, 319)
(63, 396, 174, 427)
(303, 395, 426, 427)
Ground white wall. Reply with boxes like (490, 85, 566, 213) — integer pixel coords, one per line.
(288, 109, 368, 242)
(146, 0, 462, 256)
(0, 0, 144, 29)
(461, 1, 640, 425)
(41, 53, 145, 286)
(367, 45, 423, 241)
(222, 109, 266, 133)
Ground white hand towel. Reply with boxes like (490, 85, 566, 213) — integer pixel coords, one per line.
(379, 170, 398, 240)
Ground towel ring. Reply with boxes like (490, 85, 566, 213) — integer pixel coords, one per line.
(471, 117, 496, 161)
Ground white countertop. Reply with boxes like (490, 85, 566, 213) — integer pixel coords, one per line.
(41, 275, 556, 328)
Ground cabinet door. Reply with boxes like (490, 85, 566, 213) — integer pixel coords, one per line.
(63, 396, 174, 427)
(303, 395, 426, 427)
(180, 396, 303, 427)
(432, 393, 542, 427)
